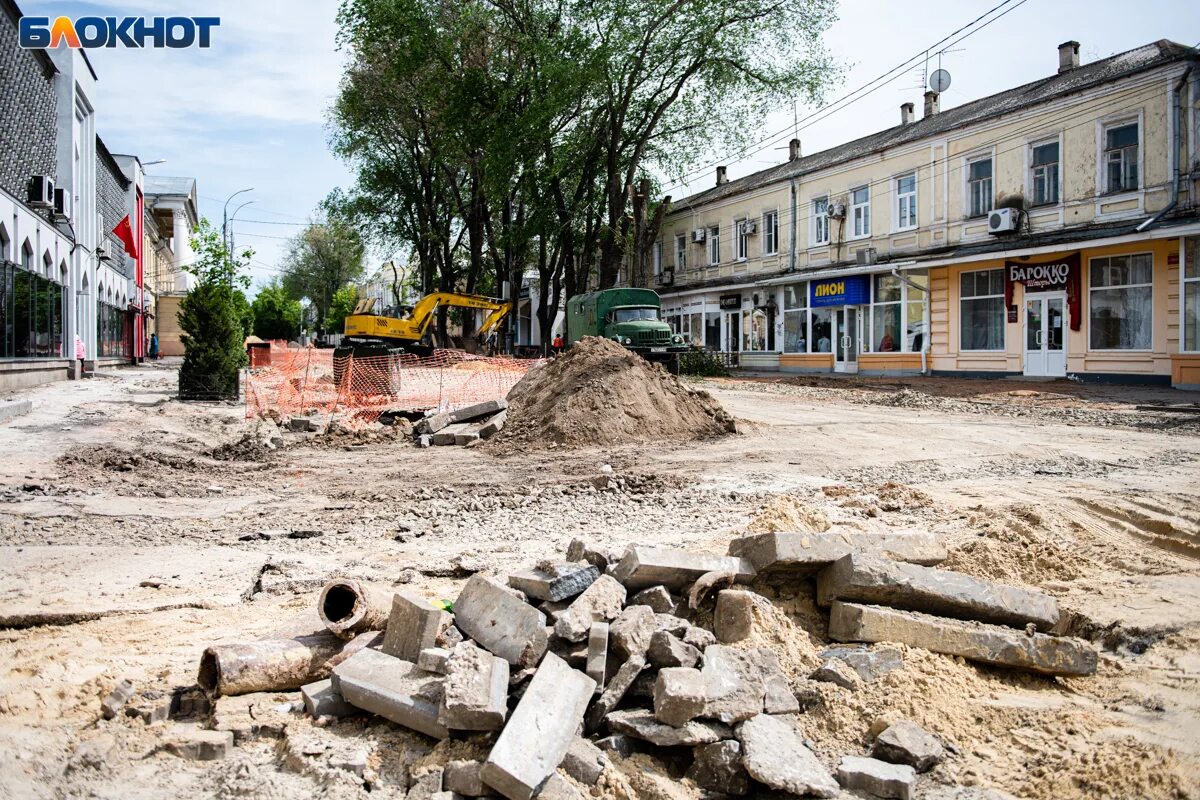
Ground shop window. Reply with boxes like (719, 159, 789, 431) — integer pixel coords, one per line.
(762, 210, 779, 255)
(783, 282, 807, 352)
(967, 156, 993, 218)
(870, 274, 902, 352)
(1031, 140, 1060, 206)
(812, 197, 830, 245)
(675, 234, 687, 271)
(850, 186, 870, 239)
(960, 268, 1005, 351)
(734, 219, 748, 261)
(742, 306, 768, 352)
(1185, 238, 1199, 353)
(906, 271, 928, 353)
(2, 258, 66, 359)
(811, 307, 832, 352)
(704, 312, 721, 350)
(895, 173, 917, 230)
(1089, 253, 1152, 350)
(1103, 121, 1139, 194)
(707, 226, 720, 265)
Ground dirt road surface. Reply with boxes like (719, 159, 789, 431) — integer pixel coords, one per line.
(1, 362, 1198, 798)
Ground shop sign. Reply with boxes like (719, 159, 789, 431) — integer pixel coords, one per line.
(1008, 261, 1071, 290)
(1004, 251, 1082, 331)
(809, 274, 870, 307)
(719, 294, 741, 310)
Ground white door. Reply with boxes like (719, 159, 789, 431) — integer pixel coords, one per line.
(834, 306, 860, 374)
(1023, 293, 1066, 377)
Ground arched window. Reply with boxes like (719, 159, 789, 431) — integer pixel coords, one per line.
(0, 222, 10, 262)
(21, 239, 33, 270)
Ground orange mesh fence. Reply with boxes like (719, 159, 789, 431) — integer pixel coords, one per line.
(245, 346, 537, 428)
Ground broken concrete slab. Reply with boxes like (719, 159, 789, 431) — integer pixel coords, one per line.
(609, 604, 656, 660)
(714, 589, 767, 643)
(534, 773, 586, 800)
(408, 768, 445, 800)
(681, 626, 716, 651)
(382, 590, 452, 663)
(817, 553, 1060, 631)
(166, 728, 235, 761)
(584, 656, 646, 732)
(455, 575, 549, 668)
(559, 738, 608, 786)
(628, 585, 676, 614)
(763, 673, 800, 714)
(872, 720, 945, 772)
(605, 709, 731, 747)
(439, 641, 509, 731)
(594, 735, 634, 759)
(331, 648, 449, 739)
(433, 423, 473, 446)
(454, 429, 482, 446)
(565, 538, 614, 574)
(729, 530, 947, 575)
(828, 601, 1097, 676)
(480, 653, 595, 800)
(418, 647, 451, 674)
(449, 398, 507, 424)
(586, 622, 609, 691)
(654, 667, 706, 727)
(553, 575, 626, 642)
(811, 658, 861, 690)
(736, 714, 838, 798)
(508, 562, 600, 602)
(301, 679, 356, 718)
(647, 630, 700, 669)
(700, 645, 776, 724)
(612, 546, 755, 591)
(444, 759, 488, 796)
(837, 755, 916, 800)
(101, 678, 136, 720)
(820, 645, 904, 682)
(477, 410, 507, 440)
(415, 412, 453, 435)
(686, 740, 749, 796)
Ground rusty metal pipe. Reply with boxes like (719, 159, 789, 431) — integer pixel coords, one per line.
(318, 579, 393, 639)
(198, 630, 380, 698)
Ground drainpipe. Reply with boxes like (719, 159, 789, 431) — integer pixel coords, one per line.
(789, 177, 798, 273)
(1136, 67, 1191, 233)
(891, 267, 929, 376)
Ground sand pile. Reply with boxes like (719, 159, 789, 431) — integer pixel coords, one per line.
(494, 336, 736, 448)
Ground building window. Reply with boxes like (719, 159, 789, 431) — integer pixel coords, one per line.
(1090, 253, 1152, 350)
(742, 306, 768, 351)
(1103, 121, 1139, 194)
(734, 219, 748, 261)
(851, 186, 870, 238)
(781, 282, 832, 354)
(762, 210, 779, 255)
(652, 239, 663, 277)
(708, 226, 720, 266)
(813, 197, 830, 245)
(959, 268, 1005, 351)
(1185, 238, 1200, 353)
(895, 173, 917, 230)
(869, 274, 902, 352)
(906, 271, 928, 353)
(1031, 140, 1059, 206)
(98, 300, 130, 358)
(967, 156, 993, 218)
(675, 234, 687, 271)
(1, 258, 67, 360)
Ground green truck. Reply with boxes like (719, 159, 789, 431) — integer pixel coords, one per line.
(565, 288, 690, 373)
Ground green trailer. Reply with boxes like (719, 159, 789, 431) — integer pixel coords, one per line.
(564, 288, 689, 373)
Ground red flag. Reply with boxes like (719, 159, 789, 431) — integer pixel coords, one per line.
(112, 215, 139, 259)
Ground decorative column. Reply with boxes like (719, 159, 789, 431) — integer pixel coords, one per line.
(172, 207, 195, 291)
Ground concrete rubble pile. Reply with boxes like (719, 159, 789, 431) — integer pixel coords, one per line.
(279, 398, 510, 450)
(110, 528, 1097, 798)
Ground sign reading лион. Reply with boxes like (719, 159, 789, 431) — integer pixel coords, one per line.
(809, 275, 870, 307)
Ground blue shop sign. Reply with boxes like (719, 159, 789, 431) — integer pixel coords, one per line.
(809, 274, 870, 307)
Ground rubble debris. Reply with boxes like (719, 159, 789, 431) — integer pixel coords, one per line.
(439, 641, 509, 731)
(554, 575, 626, 642)
(455, 574, 549, 667)
(729, 531, 947, 575)
(417, 647, 451, 674)
(700, 645, 777, 724)
(736, 713, 838, 797)
(301, 678, 356, 718)
(609, 604, 656, 660)
(611, 545, 755, 591)
(382, 590, 452, 662)
(198, 630, 375, 698)
(594, 735, 634, 759)
(872, 720, 945, 772)
(559, 737, 608, 786)
(686, 740, 749, 796)
(166, 728, 235, 761)
(408, 767, 445, 800)
(449, 398, 508, 424)
(331, 648, 449, 739)
(763, 673, 800, 714)
(628, 585, 676, 614)
(584, 656, 646, 732)
(687, 569, 737, 609)
(480, 653, 594, 800)
(535, 773, 587, 800)
(828, 601, 1097, 676)
(566, 538, 616, 573)
(444, 759, 488, 796)
(653, 667, 706, 727)
(811, 657, 862, 690)
(100, 678, 136, 720)
(414, 411, 452, 435)
(586, 622, 609, 691)
(682, 625, 716, 651)
(318, 578, 392, 639)
(837, 755, 916, 800)
(819, 644, 904, 682)
(477, 410, 507, 440)
(816, 553, 1060, 631)
(508, 562, 599, 602)
(647, 630, 700, 669)
(433, 423, 473, 446)
(714, 589, 766, 643)
(605, 709, 730, 747)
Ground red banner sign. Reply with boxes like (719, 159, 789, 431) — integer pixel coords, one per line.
(1004, 251, 1082, 331)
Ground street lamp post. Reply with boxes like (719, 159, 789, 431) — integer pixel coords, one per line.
(228, 199, 255, 257)
(221, 187, 253, 257)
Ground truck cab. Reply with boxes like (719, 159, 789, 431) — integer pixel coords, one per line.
(565, 288, 689, 372)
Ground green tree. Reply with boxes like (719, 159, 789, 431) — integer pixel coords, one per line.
(327, 285, 359, 334)
(251, 280, 303, 340)
(280, 214, 365, 332)
(178, 218, 252, 400)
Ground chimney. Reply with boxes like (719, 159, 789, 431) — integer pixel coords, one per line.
(716, 166, 728, 186)
(1058, 40, 1080, 73)
(788, 139, 801, 161)
(923, 90, 939, 119)
(900, 102, 914, 125)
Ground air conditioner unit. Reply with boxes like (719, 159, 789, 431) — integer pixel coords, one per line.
(988, 208, 1019, 234)
(744, 221, 757, 234)
(656, 269, 674, 286)
(53, 188, 71, 220)
(98, 240, 113, 261)
(28, 175, 55, 208)
(855, 247, 877, 266)
(691, 229, 706, 243)
(829, 202, 847, 219)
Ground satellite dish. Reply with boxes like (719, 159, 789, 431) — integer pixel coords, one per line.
(929, 69, 952, 93)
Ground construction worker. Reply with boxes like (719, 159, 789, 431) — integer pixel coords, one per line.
(552, 333, 564, 355)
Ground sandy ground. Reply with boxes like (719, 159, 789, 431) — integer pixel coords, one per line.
(0, 362, 1198, 799)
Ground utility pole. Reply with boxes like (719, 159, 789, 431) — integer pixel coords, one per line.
(221, 187, 253, 266)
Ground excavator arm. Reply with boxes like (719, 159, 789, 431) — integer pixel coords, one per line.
(343, 290, 511, 351)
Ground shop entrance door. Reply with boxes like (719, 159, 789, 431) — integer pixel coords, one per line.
(723, 311, 740, 353)
(1023, 292, 1066, 377)
(834, 306, 859, 374)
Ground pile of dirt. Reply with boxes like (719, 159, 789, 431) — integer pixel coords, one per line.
(493, 337, 736, 449)
(745, 494, 831, 534)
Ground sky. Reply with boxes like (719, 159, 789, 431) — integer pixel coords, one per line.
(24, 0, 1200, 295)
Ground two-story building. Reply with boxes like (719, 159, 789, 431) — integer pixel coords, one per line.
(650, 40, 1200, 388)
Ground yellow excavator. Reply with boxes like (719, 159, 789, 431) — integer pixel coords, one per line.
(336, 290, 511, 360)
